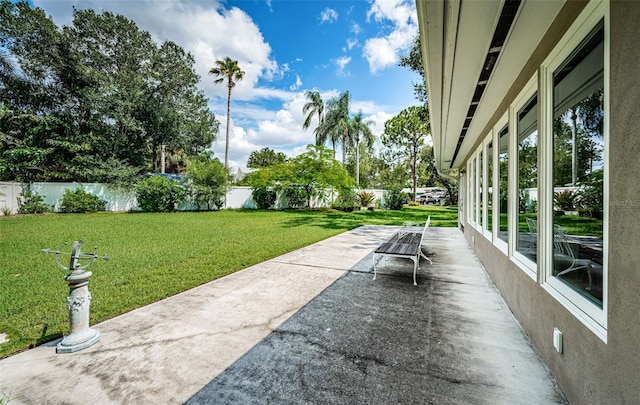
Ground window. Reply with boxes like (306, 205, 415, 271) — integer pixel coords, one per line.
(516, 94, 538, 266)
(541, 0, 607, 338)
(497, 126, 509, 245)
(552, 21, 605, 308)
(486, 139, 493, 234)
(478, 150, 483, 229)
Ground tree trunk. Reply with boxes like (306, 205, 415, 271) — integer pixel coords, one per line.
(355, 138, 360, 185)
(225, 81, 232, 169)
(571, 108, 578, 185)
(342, 130, 348, 165)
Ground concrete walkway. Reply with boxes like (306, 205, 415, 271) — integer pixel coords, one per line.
(0, 226, 567, 404)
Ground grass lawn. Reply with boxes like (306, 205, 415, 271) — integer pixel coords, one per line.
(0, 205, 457, 358)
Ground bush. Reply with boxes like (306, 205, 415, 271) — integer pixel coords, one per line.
(135, 176, 186, 212)
(384, 187, 406, 210)
(282, 186, 306, 209)
(59, 189, 106, 213)
(357, 191, 376, 207)
(554, 189, 579, 211)
(17, 190, 50, 214)
(333, 188, 358, 211)
(407, 201, 420, 207)
(252, 187, 277, 209)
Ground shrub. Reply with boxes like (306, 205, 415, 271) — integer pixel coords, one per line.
(17, 190, 50, 214)
(252, 187, 277, 209)
(1, 206, 12, 216)
(384, 187, 406, 210)
(282, 186, 306, 209)
(333, 188, 358, 211)
(554, 189, 580, 211)
(357, 191, 376, 207)
(408, 201, 420, 207)
(135, 176, 186, 212)
(59, 189, 106, 213)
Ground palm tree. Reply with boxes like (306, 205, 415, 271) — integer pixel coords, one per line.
(350, 111, 375, 185)
(322, 91, 351, 164)
(209, 57, 245, 169)
(302, 91, 325, 145)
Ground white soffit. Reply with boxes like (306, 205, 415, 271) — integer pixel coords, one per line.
(421, 0, 567, 170)
(454, 0, 564, 167)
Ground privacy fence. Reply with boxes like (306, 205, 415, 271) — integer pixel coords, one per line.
(0, 182, 385, 215)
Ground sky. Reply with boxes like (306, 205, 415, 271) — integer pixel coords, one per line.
(30, 0, 422, 172)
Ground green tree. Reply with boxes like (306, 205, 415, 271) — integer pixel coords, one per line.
(0, 2, 217, 183)
(209, 57, 244, 169)
(349, 111, 375, 186)
(399, 35, 427, 104)
(382, 106, 429, 203)
(320, 91, 351, 164)
(246, 145, 354, 209)
(302, 90, 325, 146)
(186, 153, 230, 210)
(247, 147, 287, 168)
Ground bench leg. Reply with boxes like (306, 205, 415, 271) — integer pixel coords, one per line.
(419, 249, 433, 265)
(372, 253, 378, 280)
(413, 257, 418, 286)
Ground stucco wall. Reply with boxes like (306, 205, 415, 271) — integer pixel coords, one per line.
(461, 1, 640, 403)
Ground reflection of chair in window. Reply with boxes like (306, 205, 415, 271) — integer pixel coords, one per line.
(526, 218, 537, 234)
(554, 225, 592, 290)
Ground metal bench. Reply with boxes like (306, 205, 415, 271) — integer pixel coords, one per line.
(373, 217, 432, 285)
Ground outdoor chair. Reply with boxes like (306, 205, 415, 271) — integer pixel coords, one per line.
(554, 225, 593, 290)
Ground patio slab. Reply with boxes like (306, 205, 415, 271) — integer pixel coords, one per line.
(0, 226, 566, 404)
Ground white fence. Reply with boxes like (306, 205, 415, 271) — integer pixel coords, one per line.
(0, 181, 386, 214)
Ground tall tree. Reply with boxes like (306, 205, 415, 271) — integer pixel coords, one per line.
(382, 106, 429, 203)
(0, 1, 217, 183)
(247, 147, 287, 168)
(399, 35, 427, 105)
(321, 91, 351, 164)
(302, 90, 325, 146)
(349, 111, 375, 186)
(209, 57, 244, 169)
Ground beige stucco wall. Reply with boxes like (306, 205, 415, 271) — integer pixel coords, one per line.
(461, 1, 640, 403)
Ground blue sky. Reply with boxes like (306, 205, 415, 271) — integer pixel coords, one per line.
(30, 0, 421, 171)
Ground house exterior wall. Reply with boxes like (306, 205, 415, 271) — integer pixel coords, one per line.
(461, 1, 640, 403)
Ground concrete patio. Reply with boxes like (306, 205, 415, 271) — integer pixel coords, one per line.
(0, 226, 567, 404)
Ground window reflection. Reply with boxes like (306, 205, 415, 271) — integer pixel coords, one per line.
(487, 141, 493, 232)
(498, 127, 509, 243)
(552, 21, 604, 307)
(517, 95, 538, 263)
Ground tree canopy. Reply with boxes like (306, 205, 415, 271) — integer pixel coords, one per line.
(247, 147, 287, 168)
(382, 106, 430, 202)
(246, 145, 354, 209)
(0, 1, 218, 183)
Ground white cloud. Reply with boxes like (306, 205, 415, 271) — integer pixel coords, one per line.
(336, 56, 352, 76)
(345, 38, 359, 51)
(363, 0, 417, 73)
(289, 75, 302, 91)
(351, 22, 362, 35)
(319, 7, 339, 24)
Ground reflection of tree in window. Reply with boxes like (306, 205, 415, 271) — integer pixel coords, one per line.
(487, 141, 493, 232)
(497, 127, 508, 243)
(516, 95, 538, 263)
(552, 20, 604, 307)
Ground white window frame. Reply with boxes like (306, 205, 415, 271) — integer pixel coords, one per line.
(493, 114, 509, 254)
(539, 0, 608, 340)
(482, 133, 493, 240)
(467, 159, 475, 225)
(476, 148, 483, 231)
(509, 75, 538, 280)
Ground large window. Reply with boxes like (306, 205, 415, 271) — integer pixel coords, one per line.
(478, 151, 483, 229)
(551, 21, 605, 308)
(516, 95, 538, 265)
(497, 126, 509, 244)
(486, 139, 493, 233)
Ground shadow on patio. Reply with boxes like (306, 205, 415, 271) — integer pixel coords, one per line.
(187, 227, 567, 404)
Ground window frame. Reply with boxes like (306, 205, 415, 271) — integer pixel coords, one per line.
(494, 114, 509, 253)
(482, 133, 493, 240)
(509, 75, 538, 280)
(539, 0, 608, 340)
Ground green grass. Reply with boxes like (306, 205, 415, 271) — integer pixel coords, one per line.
(0, 206, 457, 358)
(496, 213, 603, 238)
